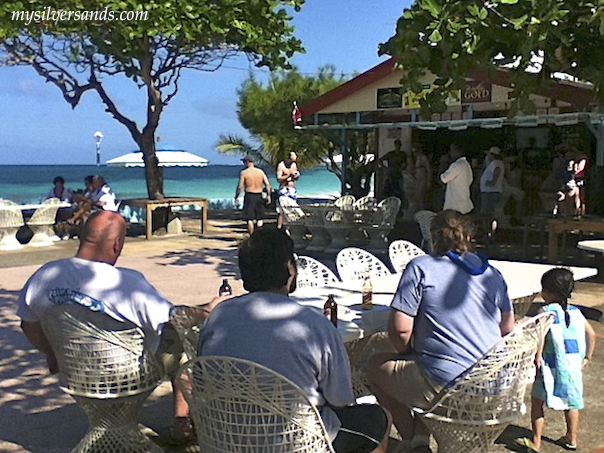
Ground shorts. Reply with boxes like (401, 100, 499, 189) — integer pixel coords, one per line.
(278, 186, 297, 200)
(242, 192, 265, 221)
(388, 355, 444, 410)
(155, 326, 187, 379)
(480, 192, 502, 216)
(332, 404, 390, 453)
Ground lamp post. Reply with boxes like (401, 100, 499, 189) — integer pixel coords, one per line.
(94, 131, 103, 166)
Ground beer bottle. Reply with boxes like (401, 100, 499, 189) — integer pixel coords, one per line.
(361, 272, 373, 310)
(324, 294, 337, 326)
(218, 278, 233, 296)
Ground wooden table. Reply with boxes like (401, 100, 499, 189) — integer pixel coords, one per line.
(547, 218, 604, 262)
(121, 197, 208, 239)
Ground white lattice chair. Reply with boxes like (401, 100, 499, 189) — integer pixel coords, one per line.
(414, 312, 555, 453)
(414, 210, 437, 253)
(364, 197, 402, 250)
(334, 194, 355, 210)
(41, 304, 164, 453)
(279, 196, 308, 249)
(0, 200, 24, 250)
(170, 305, 204, 360)
(353, 196, 376, 211)
(388, 240, 425, 273)
(295, 255, 340, 289)
(178, 355, 336, 453)
(335, 247, 392, 282)
(27, 197, 63, 246)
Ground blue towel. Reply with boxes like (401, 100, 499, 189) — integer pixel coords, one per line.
(532, 304, 586, 410)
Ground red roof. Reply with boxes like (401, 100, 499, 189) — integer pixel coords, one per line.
(299, 59, 595, 120)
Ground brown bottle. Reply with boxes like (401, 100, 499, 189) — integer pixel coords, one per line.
(361, 272, 373, 310)
(324, 294, 337, 326)
(218, 278, 232, 296)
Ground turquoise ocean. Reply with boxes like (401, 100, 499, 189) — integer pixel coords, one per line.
(0, 165, 341, 206)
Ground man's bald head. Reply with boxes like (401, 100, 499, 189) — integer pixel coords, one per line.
(76, 211, 126, 265)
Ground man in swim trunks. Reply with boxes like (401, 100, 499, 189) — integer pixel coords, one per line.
(235, 155, 272, 235)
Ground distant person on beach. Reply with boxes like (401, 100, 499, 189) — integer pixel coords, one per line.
(90, 175, 119, 212)
(276, 152, 300, 228)
(198, 227, 391, 453)
(440, 144, 474, 214)
(46, 176, 74, 226)
(46, 176, 73, 203)
(67, 175, 95, 227)
(235, 155, 272, 235)
(17, 211, 221, 442)
(516, 268, 596, 453)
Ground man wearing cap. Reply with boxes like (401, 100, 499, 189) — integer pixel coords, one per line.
(480, 146, 505, 235)
(235, 155, 272, 235)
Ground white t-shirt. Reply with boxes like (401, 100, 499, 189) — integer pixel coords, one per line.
(17, 257, 172, 351)
(480, 160, 505, 193)
(440, 157, 474, 214)
(91, 185, 119, 212)
(199, 291, 355, 440)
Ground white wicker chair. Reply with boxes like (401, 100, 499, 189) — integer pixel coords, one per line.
(41, 304, 164, 453)
(27, 197, 63, 246)
(511, 292, 539, 320)
(295, 255, 340, 289)
(170, 305, 204, 360)
(334, 194, 355, 210)
(335, 247, 392, 282)
(178, 355, 336, 453)
(363, 197, 402, 250)
(414, 210, 437, 253)
(388, 240, 425, 273)
(0, 200, 24, 250)
(278, 196, 308, 249)
(353, 196, 376, 211)
(413, 312, 555, 453)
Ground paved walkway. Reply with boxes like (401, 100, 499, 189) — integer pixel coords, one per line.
(0, 213, 602, 452)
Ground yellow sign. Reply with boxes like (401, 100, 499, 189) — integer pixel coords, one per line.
(403, 84, 461, 109)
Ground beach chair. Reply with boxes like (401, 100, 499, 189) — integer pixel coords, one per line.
(0, 200, 24, 251)
(295, 255, 340, 289)
(41, 304, 164, 453)
(178, 356, 337, 453)
(413, 312, 555, 453)
(334, 194, 355, 210)
(388, 239, 425, 273)
(278, 196, 308, 250)
(335, 247, 391, 282)
(353, 195, 377, 211)
(27, 197, 63, 246)
(414, 210, 436, 253)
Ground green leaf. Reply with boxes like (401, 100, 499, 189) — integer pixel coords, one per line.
(428, 29, 442, 42)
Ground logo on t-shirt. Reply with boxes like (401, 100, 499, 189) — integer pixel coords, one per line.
(48, 288, 105, 312)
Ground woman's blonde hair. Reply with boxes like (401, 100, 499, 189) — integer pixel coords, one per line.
(430, 210, 475, 255)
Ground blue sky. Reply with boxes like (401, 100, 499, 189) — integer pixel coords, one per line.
(0, 1, 411, 165)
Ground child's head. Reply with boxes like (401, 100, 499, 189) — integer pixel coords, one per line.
(541, 267, 574, 303)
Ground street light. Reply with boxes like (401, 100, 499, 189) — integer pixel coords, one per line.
(94, 131, 103, 166)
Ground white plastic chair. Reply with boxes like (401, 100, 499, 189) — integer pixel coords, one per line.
(334, 194, 355, 210)
(388, 239, 425, 273)
(278, 196, 308, 249)
(335, 247, 391, 282)
(414, 210, 437, 253)
(27, 197, 63, 246)
(178, 356, 336, 453)
(353, 196, 376, 211)
(414, 312, 555, 453)
(364, 197, 402, 250)
(0, 200, 24, 250)
(41, 304, 164, 453)
(295, 255, 340, 289)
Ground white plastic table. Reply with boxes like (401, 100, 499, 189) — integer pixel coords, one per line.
(290, 260, 597, 342)
(577, 240, 604, 255)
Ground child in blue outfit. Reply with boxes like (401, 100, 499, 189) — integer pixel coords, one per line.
(517, 268, 596, 452)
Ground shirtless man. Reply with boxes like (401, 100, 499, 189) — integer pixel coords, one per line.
(235, 155, 272, 235)
(276, 152, 300, 228)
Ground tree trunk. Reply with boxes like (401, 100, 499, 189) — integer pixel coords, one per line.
(139, 133, 164, 200)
